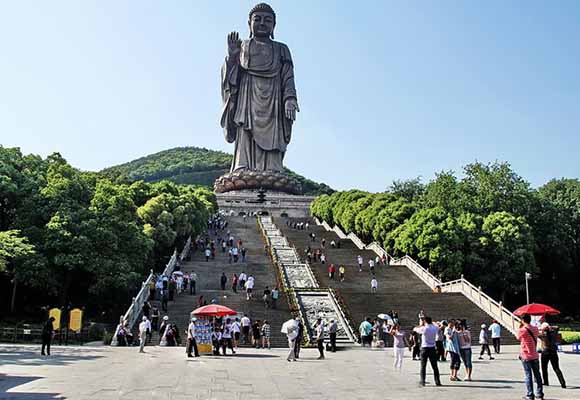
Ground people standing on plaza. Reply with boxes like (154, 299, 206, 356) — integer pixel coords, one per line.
(517, 314, 544, 400)
(328, 319, 338, 352)
(357, 255, 363, 272)
(359, 317, 373, 347)
(294, 318, 304, 359)
(190, 272, 197, 295)
(413, 316, 442, 387)
(371, 276, 378, 293)
(478, 323, 495, 360)
(252, 320, 262, 348)
(241, 314, 251, 344)
(221, 318, 236, 355)
(232, 317, 241, 349)
(435, 321, 446, 362)
(212, 327, 222, 355)
(391, 324, 407, 370)
(138, 317, 148, 353)
(41, 316, 55, 356)
(261, 320, 271, 349)
(457, 322, 473, 381)
(409, 330, 421, 360)
(284, 318, 299, 362)
(314, 317, 325, 359)
(232, 273, 238, 293)
(186, 317, 199, 357)
(445, 320, 462, 381)
(489, 319, 502, 354)
(339, 265, 345, 282)
(539, 322, 566, 388)
(220, 272, 227, 291)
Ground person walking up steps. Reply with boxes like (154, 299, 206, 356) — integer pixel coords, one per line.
(357, 255, 363, 272)
(414, 316, 442, 387)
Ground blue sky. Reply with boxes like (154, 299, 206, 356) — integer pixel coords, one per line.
(1, 1, 579, 191)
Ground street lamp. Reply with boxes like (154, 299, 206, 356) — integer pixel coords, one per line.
(525, 272, 532, 304)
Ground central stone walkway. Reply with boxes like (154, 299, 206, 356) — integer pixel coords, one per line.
(2, 344, 579, 400)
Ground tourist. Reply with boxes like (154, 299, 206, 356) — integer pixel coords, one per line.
(252, 320, 262, 348)
(375, 255, 380, 266)
(457, 322, 473, 381)
(328, 319, 338, 352)
(221, 318, 236, 355)
(138, 316, 148, 353)
(489, 319, 502, 354)
(161, 290, 168, 312)
(445, 320, 462, 381)
(228, 248, 233, 263)
(198, 295, 207, 308)
(368, 258, 375, 273)
(328, 263, 335, 280)
(539, 322, 566, 388)
(220, 272, 227, 291)
(41, 316, 55, 356)
(330, 239, 336, 248)
(232, 246, 239, 262)
(433, 321, 445, 361)
(241, 247, 247, 262)
(339, 265, 345, 282)
(371, 276, 378, 293)
(155, 278, 163, 299)
(413, 316, 442, 387)
(222, 240, 227, 253)
(321, 238, 326, 248)
(212, 327, 222, 355)
(232, 272, 238, 293)
(261, 320, 271, 349)
(232, 317, 241, 349)
(190, 272, 197, 295)
(205, 247, 211, 262)
(517, 314, 544, 400)
(246, 275, 255, 300)
(409, 330, 421, 360)
(311, 232, 316, 242)
(271, 287, 279, 309)
(285, 318, 299, 362)
(357, 255, 363, 272)
(295, 318, 304, 359)
(159, 315, 169, 337)
(142, 300, 151, 320)
(359, 317, 373, 347)
(391, 324, 407, 369)
(314, 317, 325, 359)
(148, 279, 156, 300)
(239, 271, 247, 291)
(320, 253, 326, 264)
(151, 306, 159, 332)
(478, 323, 494, 360)
(263, 286, 271, 308)
(186, 317, 199, 357)
(241, 314, 251, 344)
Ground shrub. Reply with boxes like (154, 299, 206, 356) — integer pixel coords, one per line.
(560, 331, 580, 344)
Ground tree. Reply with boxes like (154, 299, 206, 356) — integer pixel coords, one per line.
(0, 230, 35, 271)
(388, 178, 424, 202)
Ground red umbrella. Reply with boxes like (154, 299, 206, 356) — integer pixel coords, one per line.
(192, 304, 238, 317)
(513, 303, 560, 316)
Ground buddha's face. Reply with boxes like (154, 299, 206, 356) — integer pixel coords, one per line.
(249, 11, 275, 38)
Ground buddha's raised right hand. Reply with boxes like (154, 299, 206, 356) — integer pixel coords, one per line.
(227, 31, 241, 59)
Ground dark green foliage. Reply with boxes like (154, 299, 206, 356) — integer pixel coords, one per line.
(0, 146, 216, 319)
(311, 162, 580, 315)
(101, 147, 334, 196)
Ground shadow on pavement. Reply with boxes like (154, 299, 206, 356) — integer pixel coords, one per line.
(0, 374, 65, 399)
(0, 345, 103, 367)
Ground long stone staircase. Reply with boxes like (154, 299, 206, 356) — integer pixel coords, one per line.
(149, 216, 291, 347)
(276, 217, 517, 343)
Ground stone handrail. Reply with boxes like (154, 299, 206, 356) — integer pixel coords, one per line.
(179, 236, 192, 261)
(111, 248, 179, 345)
(439, 276, 521, 336)
(314, 217, 519, 336)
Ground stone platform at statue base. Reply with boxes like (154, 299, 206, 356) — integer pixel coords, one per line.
(216, 190, 314, 218)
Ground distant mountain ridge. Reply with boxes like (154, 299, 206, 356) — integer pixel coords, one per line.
(101, 146, 334, 196)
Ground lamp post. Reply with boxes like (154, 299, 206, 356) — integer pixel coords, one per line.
(525, 272, 532, 304)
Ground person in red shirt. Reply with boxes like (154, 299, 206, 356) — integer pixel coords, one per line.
(328, 264, 336, 280)
(517, 314, 544, 400)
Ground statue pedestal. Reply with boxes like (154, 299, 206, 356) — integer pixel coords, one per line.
(216, 190, 314, 218)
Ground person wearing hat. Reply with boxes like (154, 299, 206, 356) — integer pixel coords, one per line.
(478, 323, 494, 360)
(159, 315, 169, 340)
(186, 317, 199, 358)
(539, 322, 566, 388)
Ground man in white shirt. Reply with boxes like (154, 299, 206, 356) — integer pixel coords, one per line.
(190, 272, 197, 295)
(315, 317, 326, 360)
(241, 314, 251, 344)
(232, 317, 241, 348)
(186, 317, 199, 357)
(489, 320, 502, 354)
(138, 317, 148, 353)
(371, 277, 378, 293)
(239, 272, 247, 291)
(284, 319, 299, 362)
(357, 255, 363, 271)
(413, 316, 442, 386)
(368, 259, 375, 272)
(246, 275, 255, 300)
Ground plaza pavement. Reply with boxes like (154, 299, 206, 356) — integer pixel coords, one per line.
(1, 344, 579, 400)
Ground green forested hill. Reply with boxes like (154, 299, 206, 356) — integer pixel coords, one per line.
(101, 146, 334, 195)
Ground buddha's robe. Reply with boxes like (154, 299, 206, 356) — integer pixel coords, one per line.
(221, 39, 297, 172)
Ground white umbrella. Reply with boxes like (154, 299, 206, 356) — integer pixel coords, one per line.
(281, 319, 298, 334)
(377, 313, 393, 321)
(172, 271, 184, 276)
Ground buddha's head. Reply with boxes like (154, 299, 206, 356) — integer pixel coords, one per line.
(248, 3, 276, 39)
